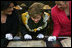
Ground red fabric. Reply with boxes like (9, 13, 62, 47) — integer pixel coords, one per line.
(51, 1, 71, 37)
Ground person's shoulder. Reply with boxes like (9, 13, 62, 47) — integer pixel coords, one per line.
(51, 5, 58, 13)
(21, 12, 28, 17)
(10, 9, 19, 19)
(11, 9, 18, 16)
(51, 5, 59, 16)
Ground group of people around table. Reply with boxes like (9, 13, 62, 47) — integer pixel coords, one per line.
(1, 1, 71, 47)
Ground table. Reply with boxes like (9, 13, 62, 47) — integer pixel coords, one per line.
(7, 40, 46, 47)
(7, 38, 63, 47)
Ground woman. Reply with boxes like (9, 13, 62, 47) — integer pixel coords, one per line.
(48, 1, 71, 41)
(20, 2, 50, 40)
(1, 1, 19, 47)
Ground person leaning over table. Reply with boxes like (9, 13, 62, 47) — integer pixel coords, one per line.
(48, 1, 71, 41)
(20, 2, 51, 40)
(1, 1, 19, 47)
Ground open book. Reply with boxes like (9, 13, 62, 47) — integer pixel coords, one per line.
(60, 37, 71, 47)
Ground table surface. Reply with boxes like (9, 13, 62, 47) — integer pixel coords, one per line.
(7, 40, 47, 47)
(7, 38, 63, 47)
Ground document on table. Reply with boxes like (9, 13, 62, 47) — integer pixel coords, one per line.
(7, 40, 47, 47)
(60, 37, 71, 47)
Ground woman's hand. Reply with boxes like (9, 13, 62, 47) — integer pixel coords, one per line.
(37, 34, 44, 39)
(24, 34, 32, 39)
(5, 33, 13, 40)
(48, 36, 56, 41)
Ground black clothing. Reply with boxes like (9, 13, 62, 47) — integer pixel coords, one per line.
(20, 16, 49, 39)
(1, 10, 19, 47)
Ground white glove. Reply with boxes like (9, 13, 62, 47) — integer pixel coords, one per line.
(5, 33, 13, 40)
(13, 36, 21, 40)
(48, 36, 56, 41)
(37, 34, 44, 39)
(24, 34, 32, 39)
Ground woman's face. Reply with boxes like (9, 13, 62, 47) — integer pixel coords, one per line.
(31, 14, 41, 23)
(3, 3, 14, 15)
(56, 1, 67, 10)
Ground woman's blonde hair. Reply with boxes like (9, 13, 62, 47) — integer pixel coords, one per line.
(55, 1, 67, 4)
